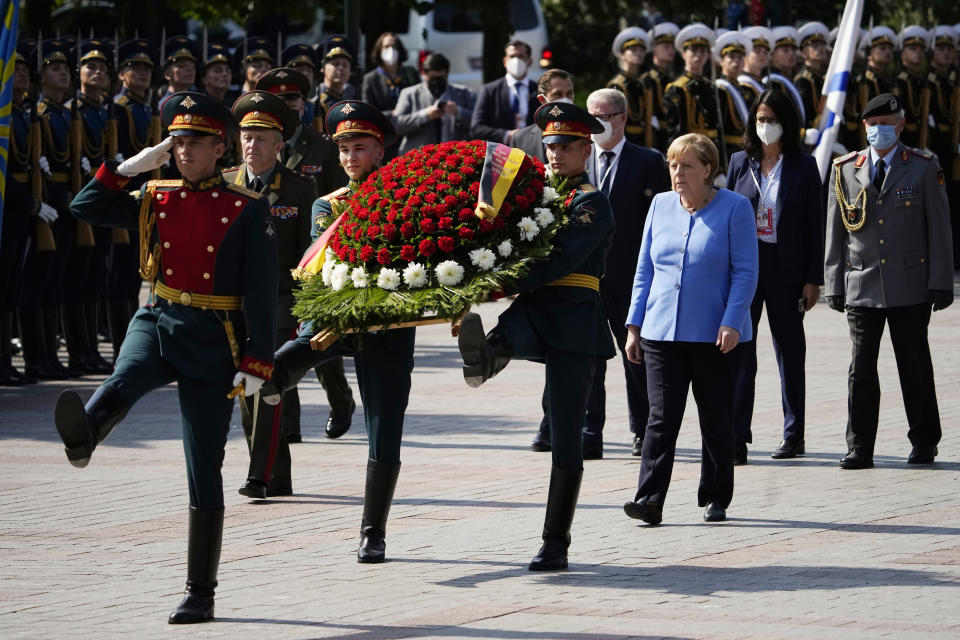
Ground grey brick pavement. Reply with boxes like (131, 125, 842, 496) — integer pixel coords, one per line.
(2, 298, 959, 639)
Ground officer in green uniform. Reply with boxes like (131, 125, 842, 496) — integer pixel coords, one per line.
(713, 31, 752, 161)
(663, 24, 719, 149)
(258, 101, 416, 565)
(222, 91, 314, 499)
(795, 22, 830, 142)
(257, 67, 356, 441)
(926, 26, 959, 267)
(606, 27, 652, 147)
(895, 26, 931, 149)
(56, 92, 278, 624)
(640, 22, 678, 154)
(457, 101, 614, 571)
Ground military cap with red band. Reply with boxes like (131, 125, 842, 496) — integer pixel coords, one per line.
(232, 90, 300, 141)
(535, 101, 604, 144)
(255, 67, 311, 98)
(162, 91, 237, 140)
(325, 100, 397, 147)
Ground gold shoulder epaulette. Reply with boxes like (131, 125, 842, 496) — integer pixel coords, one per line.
(115, 94, 130, 106)
(578, 183, 597, 193)
(669, 75, 691, 88)
(223, 164, 243, 172)
(146, 179, 184, 190)
(897, 70, 908, 80)
(322, 186, 352, 201)
(606, 74, 626, 89)
(225, 183, 261, 198)
(833, 150, 858, 165)
(37, 101, 48, 115)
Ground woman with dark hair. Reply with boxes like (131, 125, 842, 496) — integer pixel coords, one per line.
(727, 89, 824, 465)
(362, 32, 420, 159)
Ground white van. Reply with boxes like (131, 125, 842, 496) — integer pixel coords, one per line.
(394, 0, 551, 91)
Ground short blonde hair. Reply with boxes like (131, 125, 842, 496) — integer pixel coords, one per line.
(666, 133, 719, 183)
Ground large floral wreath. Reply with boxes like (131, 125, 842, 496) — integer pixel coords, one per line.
(292, 139, 574, 335)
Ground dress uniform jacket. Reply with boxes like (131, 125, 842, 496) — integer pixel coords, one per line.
(1, 99, 34, 313)
(824, 146, 954, 308)
(607, 71, 650, 147)
(70, 163, 278, 381)
(716, 78, 750, 158)
(640, 67, 673, 153)
(663, 72, 720, 148)
(927, 68, 957, 168)
(281, 124, 346, 198)
(794, 65, 824, 132)
(222, 163, 316, 330)
(896, 69, 928, 148)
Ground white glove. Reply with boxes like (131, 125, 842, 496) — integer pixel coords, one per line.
(650, 115, 660, 129)
(37, 202, 58, 224)
(929, 114, 935, 128)
(232, 371, 264, 396)
(803, 128, 820, 146)
(38, 155, 51, 175)
(832, 142, 848, 156)
(114, 153, 125, 163)
(81, 156, 91, 174)
(117, 136, 174, 177)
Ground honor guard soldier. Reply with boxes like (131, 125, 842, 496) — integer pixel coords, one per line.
(926, 26, 959, 267)
(714, 31, 752, 159)
(739, 26, 773, 105)
(663, 24, 719, 148)
(223, 91, 313, 498)
(852, 27, 898, 148)
(824, 93, 954, 470)
(161, 36, 198, 99)
(259, 101, 416, 564)
(457, 101, 614, 571)
(282, 43, 321, 131)
(199, 43, 236, 109)
(766, 27, 807, 127)
(641, 21, 678, 153)
(317, 36, 358, 121)
(606, 27, 653, 147)
(57, 91, 278, 623)
(236, 36, 275, 93)
(795, 22, 830, 141)
(895, 26, 931, 149)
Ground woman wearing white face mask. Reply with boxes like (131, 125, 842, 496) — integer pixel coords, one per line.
(361, 32, 420, 159)
(726, 89, 825, 465)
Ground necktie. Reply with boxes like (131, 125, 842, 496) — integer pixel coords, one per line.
(599, 151, 615, 194)
(252, 177, 264, 192)
(510, 84, 520, 115)
(873, 158, 885, 192)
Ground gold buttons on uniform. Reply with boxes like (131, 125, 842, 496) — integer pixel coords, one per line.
(211, 192, 219, 198)
(180, 191, 187, 199)
(877, 199, 883, 205)
(235, 200, 242, 207)
(206, 245, 214, 253)
(203, 273, 210, 280)
(166, 268, 173, 275)
(221, 217, 228, 224)
(163, 241, 171, 248)
(878, 219, 884, 224)
(159, 212, 166, 219)
(879, 239, 885, 244)
(881, 259, 886, 264)
(179, 292, 192, 305)
(905, 201, 911, 206)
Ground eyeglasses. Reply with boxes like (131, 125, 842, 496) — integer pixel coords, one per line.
(756, 116, 780, 124)
(590, 111, 624, 122)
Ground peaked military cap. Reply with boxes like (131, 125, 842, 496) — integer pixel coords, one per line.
(16, 38, 36, 71)
(118, 39, 156, 68)
(40, 38, 71, 66)
(649, 22, 679, 46)
(743, 26, 773, 50)
(713, 31, 751, 63)
(322, 34, 354, 63)
(862, 93, 901, 120)
(163, 36, 198, 68)
(236, 36, 276, 67)
(74, 39, 113, 68)
(798, 22, 829, 48)
(612, 27, 650, 57)
(203, 43, 232, 67)
(898, 26, 929, 49)
(325, 100, 397, 147)
(930, 25, 958, 48)
(282, 43, 318, 70)
(256, 67, 311, 97)
(770, 26, 801, 49)
(535, 101, 604, 144)
(232, 90, 299, 141)
(675, 23, 714, 53)
(162, 91, 236, 140)
(859, 26, 897, 52)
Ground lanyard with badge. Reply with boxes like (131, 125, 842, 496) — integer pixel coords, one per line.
(750, 156, 782, 237)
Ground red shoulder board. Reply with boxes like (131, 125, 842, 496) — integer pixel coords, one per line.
(938, 170, 945, 186)
(225, 183, 260, 200)
(833, 150, 858, 165)
(900, 149, 910, 163)
(854, 155, 866, 168)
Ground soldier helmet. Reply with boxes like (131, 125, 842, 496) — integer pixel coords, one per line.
(611, 27, 650, 58)
(861, 92, 902, 120)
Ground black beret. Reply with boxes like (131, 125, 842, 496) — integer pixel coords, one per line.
(862, 93, 901, 120)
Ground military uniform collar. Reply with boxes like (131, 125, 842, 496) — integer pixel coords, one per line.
(245, 162, 279, 189)
(79, 92, 103, 107)
(181, 173, 226, 191)
(683, 70, 705, 80)
(120, 85, 147, 104)
(41, 94, 65, 109)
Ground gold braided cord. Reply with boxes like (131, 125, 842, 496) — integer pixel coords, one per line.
(834, 166, 868, 232)
(138, 185, 160, 281)
(8, 113, 29, 166)
(41, 116, 70, 163)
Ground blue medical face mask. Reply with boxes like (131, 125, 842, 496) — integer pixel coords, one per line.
(865, 123, 898, 150)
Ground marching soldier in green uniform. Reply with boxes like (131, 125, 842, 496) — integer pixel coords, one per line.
(222, 91, 315, 499)
(257, 67, 356, 442)
(606, 27, 652, 148)
(641, 22, 678, 154)
(896, 26, 931, 149)
(56, 92, 278, 623)
(824, 93, 953, 470)
(713, 31, 752, 160)
(795, 22, 830, 142)
(663, 24, 719, 149)
(926, 26, 959, 267)
(457, 101, 614, 571)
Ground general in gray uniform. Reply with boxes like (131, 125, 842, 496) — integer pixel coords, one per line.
(824, 93, 954, 470)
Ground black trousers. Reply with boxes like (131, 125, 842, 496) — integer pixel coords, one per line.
(845, 304, 941, 453)
(733, 242, 807, 445)
(635, 339, 739, 508)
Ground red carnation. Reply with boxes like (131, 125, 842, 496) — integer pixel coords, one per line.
(420, 218, 436, 233)
(400, 244, 416, 261)
(401, 222, 416, 238)
(493, 216, 505, 229)
(395, 188, 410, 200)
(357, 208, 369, 220)
(500, 202, 512, 217)
(348, 248, 357, 263)
(408, 195, 422, 206)
(377, 247, 392, 264)
(458, 208, 474, 221)
(360, 245, 374, 261)
(367, 225, 381, 239)
(462, 166, 476, 177)
(369, 210, 381, 223)
(401, 207, 414, 220)
(438, 236, 455, 252)
(382, 223, 397, 240)
(479, 220, 493, 233)
(404, 176, 418, 187)
(438, 216, 453, 230)
(448, 172, 462, 185)
(337, 246, 349, 260)
(353, 227, 364, 240)
(458, 227, 475, 240)
(418, 238, 436, 257)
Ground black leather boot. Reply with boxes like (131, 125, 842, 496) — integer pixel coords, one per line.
(62, 303, 92, 377)
(457, 313, 513, 388)
(0, 312, 27, 386)
(107, 299, 131, 362)
(529, 465, 582, 571)
(83, 302, 113, 374)
(54, 383, 130, 468)
(42, 306, 69, 378)
(357, 459, 401, 563)
(261, 339, 318, 405)
(168, 507, 223, 624)
(20, 308, 61, 380)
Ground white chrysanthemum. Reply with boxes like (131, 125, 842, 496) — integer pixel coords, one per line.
(497, 240, 513, 257)
(330, 263, 351, 291)
(324, 247, 337, 263)
(435, 260, 465, 286)
(541, 185, 559, 204)
(402, 262, 428, 288)
(321, 258, 336, 286)
(534, 207, 555, 228)
(351, 267, 369, 288)
(377, 268, 401, 291)
(517, 216, 540, 241)
(469, 248, 496, 271)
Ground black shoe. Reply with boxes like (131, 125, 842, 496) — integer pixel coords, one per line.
(631, 435, 643, 456)
(530, 431, 551, 452)
(238, 479, 267, 500)
(266, 479, 293, 497)
(840, 449, 874, 469)
(734, 443, 748, 466)
(84, 351, 114, 375)
(285, 432, 302, 444)
(582, 441, 603, 460)
(67, 358, 88, 378)
(26, 361, 68, 380)
(0, 364, 26, 386)
(623, 498, 662, 525)
(703, 502, 726, 522)
(528, 538, 568, 571)
(55, 390, 96, 468)
(458, 313, 512, 387)
(325, 399, 356, 439)
(907, 445, 938, 465)
(168, 593, 214, 624)
(771, 439, 805, 459)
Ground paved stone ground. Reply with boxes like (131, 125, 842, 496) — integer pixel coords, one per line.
(2, 296, 959, 639)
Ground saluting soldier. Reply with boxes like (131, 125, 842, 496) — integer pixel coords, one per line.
(223, 91, 315, 499)
(926, 26, 959, 267)
(713, 31, 752, 160)
(896, 26, 931, 150)
(851, 27, 898, 149)
(282, 43, 320, 131)
(766, 27, 807, 127)
(606, 27, 652, 147)
(795, 22, 830, 140)
(739, 26, 773, 106)
(56, 91, 278, 623)
(161, 36, 198, 100)
(235, 36, 275, 93)
(641, 21, 678, 154)
(824, 93, 953, 470)
(457, 101, 613, 571)
(663, 24, 719, 148)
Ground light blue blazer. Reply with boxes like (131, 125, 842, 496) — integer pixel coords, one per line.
(626, 188, 759, 342)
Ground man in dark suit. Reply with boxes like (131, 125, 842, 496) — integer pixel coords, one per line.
(470, 40, 540, 144)
(530, 88, 670, 458)
(512, 69, 575, 163)
(392, 53, 476, 154)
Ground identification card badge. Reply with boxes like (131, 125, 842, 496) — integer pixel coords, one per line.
(756, 206, 774, 236)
